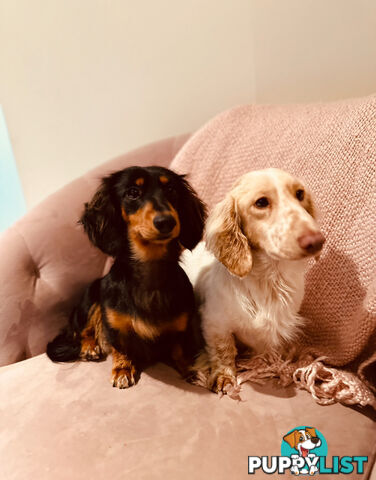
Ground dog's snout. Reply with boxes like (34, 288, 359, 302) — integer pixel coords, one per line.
(311, 437, 320, 445)
(153, 215, 176, 234)
(298, 231, 325, 255)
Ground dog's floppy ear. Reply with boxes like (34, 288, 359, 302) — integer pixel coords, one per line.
(283, 430, 298, 449)
(177, 176, 207, 250)
(304, 189, 316, 219)
(306, 427, 317, 438)
(205, 194, 252, 278)
(80, 176, 124, 257)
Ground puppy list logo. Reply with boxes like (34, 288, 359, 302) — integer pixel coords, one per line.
(281, 426, 327, 475)
(248, 426, 368, 476)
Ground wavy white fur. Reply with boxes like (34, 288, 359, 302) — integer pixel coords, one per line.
(181, 244, 307, 381)
(181, 168, 324, 394)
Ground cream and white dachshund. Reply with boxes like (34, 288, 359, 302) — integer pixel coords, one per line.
(182, 168, 325, 394)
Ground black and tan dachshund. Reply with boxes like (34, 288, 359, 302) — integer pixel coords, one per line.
(47, 166, 207, 388)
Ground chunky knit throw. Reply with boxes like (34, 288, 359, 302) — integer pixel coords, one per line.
(170, 95, 376, 408)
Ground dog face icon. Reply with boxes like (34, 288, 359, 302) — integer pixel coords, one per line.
(283, 427, 322, 457)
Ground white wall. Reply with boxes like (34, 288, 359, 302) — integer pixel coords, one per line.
(250, 0, 376, 103)
(1, 0, 376, 208)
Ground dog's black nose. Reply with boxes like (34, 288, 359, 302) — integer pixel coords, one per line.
(311, 437, 320, 444)
(153, 215, 176, 234)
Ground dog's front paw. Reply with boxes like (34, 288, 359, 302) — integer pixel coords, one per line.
(111, 366, 137, 389)
(210, 371, 237, 394)
(80, 341, 105, 361)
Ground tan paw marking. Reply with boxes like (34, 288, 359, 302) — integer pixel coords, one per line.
(211, 372, 237, 394)
(80, 339, 104, 361)
(111, 366, 137, 389)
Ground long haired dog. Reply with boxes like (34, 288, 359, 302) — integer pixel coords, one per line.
(47, 166, 207, 388)
(186, 168, 325, 394)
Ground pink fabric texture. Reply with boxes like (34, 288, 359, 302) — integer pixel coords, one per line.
(170, 95, 376, 393)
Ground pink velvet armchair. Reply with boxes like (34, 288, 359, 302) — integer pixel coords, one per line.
(0, 104, 375, 479)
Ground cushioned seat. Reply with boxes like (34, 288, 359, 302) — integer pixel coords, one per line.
(1, 354, 374, 480)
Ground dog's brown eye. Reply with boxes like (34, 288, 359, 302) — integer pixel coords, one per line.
(126, 187, 142, 200)
(299, 436, 304, 441)
(255, 197, 269, 208)
(296, 189, 305, 201)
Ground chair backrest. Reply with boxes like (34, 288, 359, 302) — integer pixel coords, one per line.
(171, 96, 376, 369)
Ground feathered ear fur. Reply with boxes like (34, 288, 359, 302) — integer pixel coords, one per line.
(205, 194, 252, 278)
(177, 176, 207, 250)
(305, 190, 316, 219)
(80, 176, 125, 257)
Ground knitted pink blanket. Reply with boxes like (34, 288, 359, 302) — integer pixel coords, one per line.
(170, 95, 376, 408)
